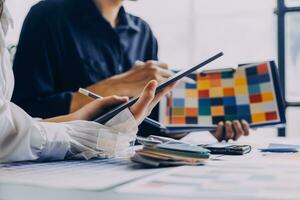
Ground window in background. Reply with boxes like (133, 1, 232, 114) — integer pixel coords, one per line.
(285, 12, 300, 102)
(277, 0, 300, 137)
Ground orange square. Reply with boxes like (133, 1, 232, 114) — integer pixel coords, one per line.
(172, 117, 185, 124)
(211, 106, 224, 116)
(262, 92, 274, 102)
(257, 63, 269, 74)
(210, 79, 221, 87)
(223, 88, 235, 96)
(185, 108, 198, 116)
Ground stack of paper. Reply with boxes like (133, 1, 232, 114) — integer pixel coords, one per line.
(131, 136, 210, 167)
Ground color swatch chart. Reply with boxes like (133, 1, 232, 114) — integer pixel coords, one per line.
(162, 62, 282, 126)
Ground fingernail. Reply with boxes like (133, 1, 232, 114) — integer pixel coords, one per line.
(218, 121, 224, 126)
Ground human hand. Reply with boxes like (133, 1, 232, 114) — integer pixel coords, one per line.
(70, 61, 172, 112)
(105, 60, 173, 97)
(213, 120, 250, 142)
(130, 80, 177, 124)
(71, 96, 129, 121)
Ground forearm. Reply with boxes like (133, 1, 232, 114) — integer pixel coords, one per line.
(44, 113, 77, 123)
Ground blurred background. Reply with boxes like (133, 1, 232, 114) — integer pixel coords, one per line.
(5, 0, 300, 137)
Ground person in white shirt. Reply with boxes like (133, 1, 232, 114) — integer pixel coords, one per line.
(0, 1, 176, 163)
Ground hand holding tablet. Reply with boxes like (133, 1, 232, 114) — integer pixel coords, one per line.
(93, 52, 224, 124)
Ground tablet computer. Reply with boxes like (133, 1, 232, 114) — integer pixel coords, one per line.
(94, 52, 224, 124)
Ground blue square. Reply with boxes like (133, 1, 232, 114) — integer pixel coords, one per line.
(247, 75, 260, 85)
(173, 98, 185, 107)
(246, 66, 257, 76)
(236, 105, 250, 115)
(258, 74, 270, 83)
(223, 97, 236, 106)
(186, 83, 197, 89)
(199, 98, 211, 107)
(211, 98, 223, 106)
(225, 106, 237, 115)
(248, 84, 261, 94)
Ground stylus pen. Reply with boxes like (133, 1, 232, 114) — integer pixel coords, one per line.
(78, 88, 156, 122)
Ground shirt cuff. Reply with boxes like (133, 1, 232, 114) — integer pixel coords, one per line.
(36, 122, 71, 161)
(105, 108, 138, 135)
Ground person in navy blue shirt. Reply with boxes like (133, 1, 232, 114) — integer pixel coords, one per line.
(12, 0, 250, 141)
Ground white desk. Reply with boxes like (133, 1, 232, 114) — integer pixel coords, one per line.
(1, 128, 300, 200)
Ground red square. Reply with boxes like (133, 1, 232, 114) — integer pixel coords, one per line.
(257, 63, 269, 74)
(198, 90, 210, 98)
(209, 73, 221, 79)
(265, 111, 278, 120)
(250, 94, 262, 103)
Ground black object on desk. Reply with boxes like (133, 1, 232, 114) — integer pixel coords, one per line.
(199, 143, 252, 155)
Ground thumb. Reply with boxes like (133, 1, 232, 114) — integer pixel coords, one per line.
(130, 80, 157, 122)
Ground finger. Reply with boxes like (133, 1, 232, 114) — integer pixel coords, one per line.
(232, 120, 244, 141)
(241, 120, 250, 136)
(225, 121, 234, 141)
(130, 80, 157, 117)
(149, 82, 177, 108)
(157, 68, 174, 78)
(146, 60, 169, 69)
(134, 60, 145, 68)
(96, 96, 129, 108)
(214, 121, 224, 142)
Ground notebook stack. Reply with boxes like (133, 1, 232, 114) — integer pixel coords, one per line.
(131, 136, 210, 167)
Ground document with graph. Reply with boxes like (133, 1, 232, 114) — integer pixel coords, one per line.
(159, 61, 285, 130)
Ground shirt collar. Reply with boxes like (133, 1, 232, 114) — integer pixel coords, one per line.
(70, 0, 140, 32)
(117, 7, 140, 32)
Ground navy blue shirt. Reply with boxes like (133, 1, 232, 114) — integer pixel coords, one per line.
(12, 0, 158, 118)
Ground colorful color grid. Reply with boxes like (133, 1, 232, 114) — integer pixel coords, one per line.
(162, 62, 283, 126)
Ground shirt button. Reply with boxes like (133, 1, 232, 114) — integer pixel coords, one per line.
(118, 64, 123, 72)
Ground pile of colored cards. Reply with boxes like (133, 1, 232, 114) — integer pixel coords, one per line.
(131, 136, 210, 167)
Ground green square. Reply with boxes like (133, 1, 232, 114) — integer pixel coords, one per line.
(225, 115, 238, 121)
(173, 108, 185, 115)
(221, 71, 234, 79)
(199, 107, 211, 116)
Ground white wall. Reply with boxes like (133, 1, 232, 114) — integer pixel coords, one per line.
(6, 0, 39, 44)
(6, 0, 277, 69)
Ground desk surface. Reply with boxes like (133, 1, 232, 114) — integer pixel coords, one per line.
(1, 128, 300, 200)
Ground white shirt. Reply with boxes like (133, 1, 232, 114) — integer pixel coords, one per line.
(0, 5, 138, 163)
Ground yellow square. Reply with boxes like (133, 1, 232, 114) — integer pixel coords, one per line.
(234, 70, 245, 78)
(252, 113, 266, 123)
(197, 80, 210, 89)
(234, 86, 247, 95)
(209, 87, 223, 97)
(262, 92, 274, 102)
(235, 78, 247, 86)
(186, 90, 198, 98)
(211, 106, 224, 116)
